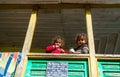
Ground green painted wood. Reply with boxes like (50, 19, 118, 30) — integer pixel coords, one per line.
(98, 60, 120, 77)
(24, 59, 89, 77)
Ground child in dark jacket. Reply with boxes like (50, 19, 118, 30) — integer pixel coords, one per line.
(69, 33, 89, 54)
(46, 36, 67, 54)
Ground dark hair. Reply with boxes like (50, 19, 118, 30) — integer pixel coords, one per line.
(75, 33, 88, 44)
(51, 35, 65, 47)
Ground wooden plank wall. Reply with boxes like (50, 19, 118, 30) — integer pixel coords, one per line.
(0, 0, 120, 4)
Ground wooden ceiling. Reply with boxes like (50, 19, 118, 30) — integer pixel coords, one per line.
(0, 7, 120, 54)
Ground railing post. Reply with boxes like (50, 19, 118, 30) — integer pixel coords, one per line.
(85, 6, 98, 77)
(15, 8, 38, 77)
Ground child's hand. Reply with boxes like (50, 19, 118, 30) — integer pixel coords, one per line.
(69, 48, 75, 53)
(61, 49, 66, 53)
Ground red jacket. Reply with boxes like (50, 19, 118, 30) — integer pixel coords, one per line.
(46, 45, 67, 54)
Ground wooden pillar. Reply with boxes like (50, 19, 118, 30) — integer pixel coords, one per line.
(85, 6, 98, 77)
(15, 8, 38, 77)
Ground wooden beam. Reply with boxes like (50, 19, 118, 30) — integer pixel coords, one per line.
(1, 0, 120, 4)
(27, 53, 90, 59)
(85, 6, 98, 77)
(15, 8, 38, 77)
(0, 0, 60, 4)
(96, 54, 120, 60)
(1, 4, 120, 9)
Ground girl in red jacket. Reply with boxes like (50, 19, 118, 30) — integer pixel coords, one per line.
(46, 36, 67, 54)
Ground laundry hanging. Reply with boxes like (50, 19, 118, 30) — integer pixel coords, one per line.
(0, 52, 21, 77)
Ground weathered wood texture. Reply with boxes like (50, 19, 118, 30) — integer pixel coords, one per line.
(86, 7, 97, 77)
(0, 0, 120, 4)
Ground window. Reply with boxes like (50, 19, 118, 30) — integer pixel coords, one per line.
(31, 9, 87, 53)
(92, 8, 120, 54)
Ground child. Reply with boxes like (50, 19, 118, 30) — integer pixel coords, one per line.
(69, 33, 89, 54)
(46, 36, 67, 54)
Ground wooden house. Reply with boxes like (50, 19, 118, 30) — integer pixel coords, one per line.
(0, 0, 120, 77)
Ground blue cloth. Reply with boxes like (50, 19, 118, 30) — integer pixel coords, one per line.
(0, 52, 21, 77)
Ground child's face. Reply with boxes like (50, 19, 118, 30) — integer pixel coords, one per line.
(54, 39, 62, 47)
(77, 38, 86, 46)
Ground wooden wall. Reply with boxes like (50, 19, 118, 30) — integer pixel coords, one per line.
(0, 0, 120, 4)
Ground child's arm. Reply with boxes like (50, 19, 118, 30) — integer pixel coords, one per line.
(74, 46, 89, 54)
(60, 49, 67, 53)
(46, 45, 56, 53)
(82, 46, 89, 54)
(73, 51, 81, 54)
